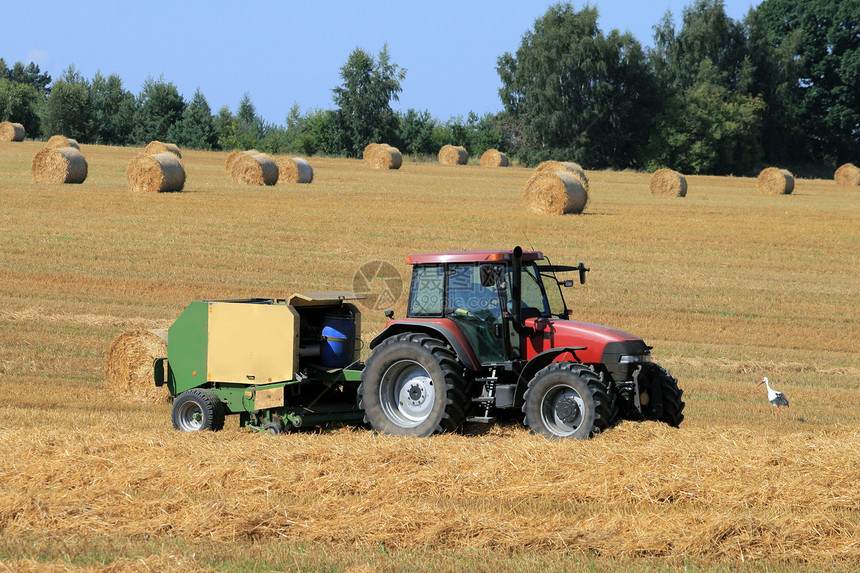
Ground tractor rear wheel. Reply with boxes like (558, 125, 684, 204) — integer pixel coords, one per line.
(171, 388, 225, 432)
(358, 333, 469, 437)
(522, 362, 615, 439)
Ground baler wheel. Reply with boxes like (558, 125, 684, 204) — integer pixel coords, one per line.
(522, 362, 615, 439)
(262, 421, 284, 434)
(358, 332, 468, 437)
(171, 388, 225, 432)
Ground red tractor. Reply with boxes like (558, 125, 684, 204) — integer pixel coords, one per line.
(358, 247, 684, 439)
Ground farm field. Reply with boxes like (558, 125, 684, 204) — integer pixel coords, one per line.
(0, 140, 858, 572)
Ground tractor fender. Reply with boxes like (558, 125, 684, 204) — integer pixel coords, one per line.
(514, 346, 588, 393)
(369, 319, 481, 371)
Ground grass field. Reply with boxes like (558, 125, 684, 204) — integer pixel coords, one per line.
(1, 141, 858, 572)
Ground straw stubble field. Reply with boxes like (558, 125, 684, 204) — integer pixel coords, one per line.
(1, 140, 858, 572)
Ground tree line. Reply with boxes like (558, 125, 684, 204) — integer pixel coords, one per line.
(1, 0, 856, 176)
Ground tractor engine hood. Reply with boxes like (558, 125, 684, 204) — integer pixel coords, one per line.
(525, 318, 651, 382)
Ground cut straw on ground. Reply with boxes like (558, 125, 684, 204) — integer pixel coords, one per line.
(0, 422, 858, 564)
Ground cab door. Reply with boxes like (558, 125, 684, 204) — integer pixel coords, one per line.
(444, 264, 508, 365)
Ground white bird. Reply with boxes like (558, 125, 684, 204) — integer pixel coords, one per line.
(758, 377, 789, 416)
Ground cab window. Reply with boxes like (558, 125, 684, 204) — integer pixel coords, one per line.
(407, 265, 444, 316)
(519, 262, 551, 317)
(445, 264, 502, 321)
(537, 264, 570, 318)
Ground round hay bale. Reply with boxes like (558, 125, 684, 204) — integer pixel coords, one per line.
(480, 149, 509, 167)
(127, 152, 186, 193)
(534, 160, 589, 191)
(44, 134, 80, 150)
(276, 156, 314, 183)
(225, 149, 258, 173)
(834, 163, 860, 186)
(31, 147, 88, 184)
(757, 167, 795, 195)
(231, 152, 279, 185)
(104, 329, 170, 403)
(523, 171, 588, 215)
(363, 143, 382, 161)
(145, 140, 182, 159)
(0, 121, 25, 142)
(364, 143, 402, 169)
(438, 144, 468, 165)
(649, 168, 687, 197)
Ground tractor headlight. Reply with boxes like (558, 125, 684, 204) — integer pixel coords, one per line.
(619, 353, 651, 364)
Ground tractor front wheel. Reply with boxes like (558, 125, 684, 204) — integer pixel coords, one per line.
(358, 333, 469, 437)
(171, 388, 225, 432)
(523, 362, 616, 439)
(642, 365, 685, 427)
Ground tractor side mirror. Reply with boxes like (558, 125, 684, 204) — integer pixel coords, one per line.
(384, 310, 394, 319)
(562, 279, 574, 287)
(577, 262, 590, 284)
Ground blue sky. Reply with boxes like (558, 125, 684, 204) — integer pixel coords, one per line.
(2, 0, 759, 125)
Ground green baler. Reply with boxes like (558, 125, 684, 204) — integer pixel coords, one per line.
(154, 292, 365, 433)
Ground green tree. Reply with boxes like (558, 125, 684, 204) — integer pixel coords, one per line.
(215, 95, 265, 150)
(167, 88, 218, 150)
(215, 105, 239, 150)
(234, 92, 263, 148)
(89, 71, 135, 145)
(645, 82, 765, 175)
(42, 66, 93, 141)
(280, 106, 340, 156)
(427, 112, 509, 159)
(497, 3, 656, 167)
(751, 0, 860, 166)
(300, 109, 341, 155)
(257, 122, 291, 154)
(0, 78, 41, 137)
(466, 112, 507, 157)
(331, 44, 406, 157)
(397, 109, 437, 156)
(651, 0, 752, 91)
(2, 59, 51, 94)
(432, 115, 470, 152)
(133, 76, 185, 144)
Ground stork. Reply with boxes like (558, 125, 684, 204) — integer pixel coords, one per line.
(758, 377, 789, 416)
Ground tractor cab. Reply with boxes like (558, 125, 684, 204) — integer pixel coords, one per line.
(402, 248, 581, 366)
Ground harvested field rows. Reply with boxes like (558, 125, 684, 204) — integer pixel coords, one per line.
(2, 423, 859, 564)
(1, 140, 858, 571)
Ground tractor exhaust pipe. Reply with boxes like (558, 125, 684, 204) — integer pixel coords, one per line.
(511, 246, 527, 336)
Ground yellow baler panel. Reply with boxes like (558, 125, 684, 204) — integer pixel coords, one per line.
(207, 302, 299, 384)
